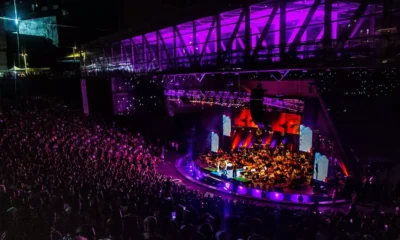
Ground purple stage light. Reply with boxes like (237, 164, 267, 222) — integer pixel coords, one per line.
(268, 192, 284, 201)
(237, 186, 247, 195)
(251, 189, 262, 198)
(224, 182, 231, 190)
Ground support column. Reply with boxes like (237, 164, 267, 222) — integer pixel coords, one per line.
(216, 14, 222, 67)
(279, 1, 286, 61)
(244, 5, 251, 66)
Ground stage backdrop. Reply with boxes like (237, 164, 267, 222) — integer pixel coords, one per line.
(234, 109, 301, 135)
(234, 108, 257, 128)
(271, 113, 301, 135)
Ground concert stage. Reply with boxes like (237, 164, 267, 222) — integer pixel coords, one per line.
(176, 157, 347, 205)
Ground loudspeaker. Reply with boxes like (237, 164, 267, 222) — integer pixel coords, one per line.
(250, 88, 265, 128)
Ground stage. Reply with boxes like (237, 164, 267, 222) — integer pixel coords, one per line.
(176, 157, 347, 205)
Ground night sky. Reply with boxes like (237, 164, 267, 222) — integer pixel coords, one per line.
(66, 0, 254, 44)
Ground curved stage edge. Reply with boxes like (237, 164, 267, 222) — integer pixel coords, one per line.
(174, 157, 348, 206)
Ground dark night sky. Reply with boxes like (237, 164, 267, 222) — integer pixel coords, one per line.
(64, 0, 253, 44)
(118, 0, 251, 32)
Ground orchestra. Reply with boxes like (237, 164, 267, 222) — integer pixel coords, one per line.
(199, 145, 313, 188)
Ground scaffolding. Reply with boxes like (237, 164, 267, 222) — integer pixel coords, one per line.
(82, 0, 400, 73)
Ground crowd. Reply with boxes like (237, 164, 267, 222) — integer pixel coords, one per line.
(200, 147, 313, 188)
(0, 98, 400, 240)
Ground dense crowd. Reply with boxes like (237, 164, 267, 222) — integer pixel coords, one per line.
(0, 98, 400, 240)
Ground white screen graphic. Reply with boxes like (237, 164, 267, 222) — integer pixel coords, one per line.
(223, 115, 231, 136)
(211, 132, 219, 152)
(313, 152, 329, 181)
(299, 125, 313, 152)
(18, 16, 59, 46)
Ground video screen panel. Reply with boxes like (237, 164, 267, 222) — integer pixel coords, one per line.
(222, 115, 231, 136)
(271, 113, 301, 135)
(211, 132, 219, 152)
(313, 152, 329, 181)
(299, 125, 312, 152)
(18, 16, 59, 46)
(234, 109, 257, 128)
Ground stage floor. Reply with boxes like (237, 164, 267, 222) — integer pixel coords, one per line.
(176, 157, 345, 205)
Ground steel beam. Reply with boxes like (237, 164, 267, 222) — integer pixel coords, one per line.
(216, 14, 222, 67)
(244, 5, 251, 65)
(130, 39, 135, 69)
(142, 35, 155, 60)
(221, 9, 245, 63)
(199, 17, 216, 62)
(323, 0, 332, 47)
(173, 29, 177, 68)
(337, 0, 369, 42)
(279, 1, 286, 60)
(193, 21, 197, 64)
(156, 32, 160, 67)
(289, 0, 321, 53)
(252, 4, 279, 59)
(174, 26, 193, 65)
(156, 31, 174, 68)
(142, 36, 147, 70)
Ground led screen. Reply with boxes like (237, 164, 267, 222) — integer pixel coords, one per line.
(223, 115, 231, 136)
(18, 16, 59, 46)
(234, 109, 257, 128)
(271, 113, 301, 135)
(313, 152, 329, 182)
(211, 132, 219, 152)
(299, 125, 312, 152)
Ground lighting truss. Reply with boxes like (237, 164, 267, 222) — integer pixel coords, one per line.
(82, 0, 389, 73)
(164, 90, 304, 113)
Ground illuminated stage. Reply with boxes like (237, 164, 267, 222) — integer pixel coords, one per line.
(163, 87, 349, 205)
(176, 157, 347, 205)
